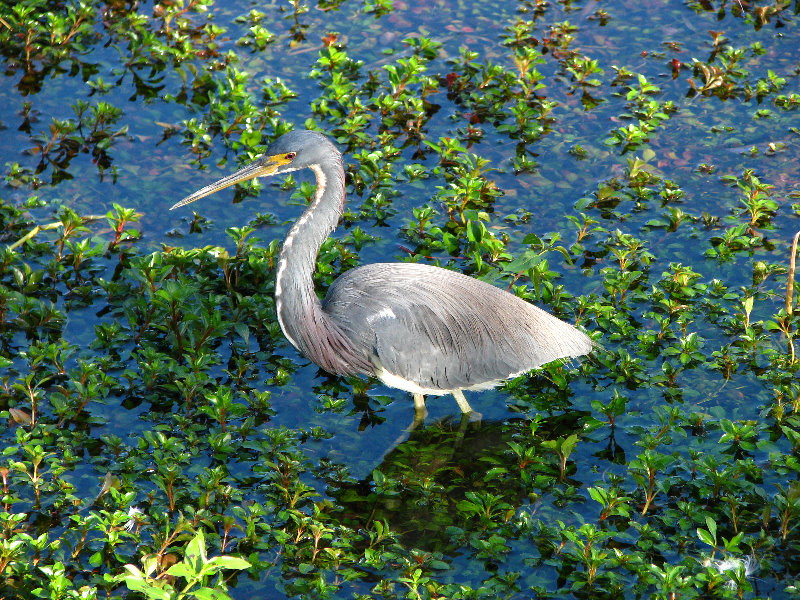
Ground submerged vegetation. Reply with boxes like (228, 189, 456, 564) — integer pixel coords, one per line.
(1, 0, 800, 598)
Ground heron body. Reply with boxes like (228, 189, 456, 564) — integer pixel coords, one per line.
(171, 130, 592, 419)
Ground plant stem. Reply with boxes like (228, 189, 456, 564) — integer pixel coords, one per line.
(787, 230, 799, 316)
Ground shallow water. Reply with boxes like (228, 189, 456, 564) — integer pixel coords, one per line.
(2, 0, 800, 597)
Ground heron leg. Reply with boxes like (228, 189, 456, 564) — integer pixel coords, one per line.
(453, 390, 482, 423)
(453, 411, 472, 447)
(452, 390, 473, 413)
(412, 393, 427, 428)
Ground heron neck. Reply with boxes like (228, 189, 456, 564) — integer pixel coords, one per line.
(274, 159, 346, 363)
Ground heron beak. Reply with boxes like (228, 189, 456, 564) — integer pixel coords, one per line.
(169, 153, 294, 210)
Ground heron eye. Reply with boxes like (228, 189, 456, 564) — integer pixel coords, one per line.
(285, 152, 296, 160)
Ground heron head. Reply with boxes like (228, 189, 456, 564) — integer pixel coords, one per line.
(170, 130, 339, 210)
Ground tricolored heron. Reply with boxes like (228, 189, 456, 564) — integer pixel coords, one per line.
(171, 130, 592, 421)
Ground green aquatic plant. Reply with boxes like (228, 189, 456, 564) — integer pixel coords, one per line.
(121, 529, 251, 600)
(2, 0, 800, 598)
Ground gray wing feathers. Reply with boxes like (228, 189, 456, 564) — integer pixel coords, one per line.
(322, 262, 592, 392)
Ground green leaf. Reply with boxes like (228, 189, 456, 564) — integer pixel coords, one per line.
(503, 250, 542, 274)
(233, 322, 250, 343)
(484, 467, 509, 481)
(240, 130, 261, 148)
(184, 531, 207, 576)
(696, 528, 714, 548)
(165, 563, 192, 578)
(298, 562, 315, 574)
(724, 531, 744, 552)
(561, 434, 579, 457)
(206, 556, 252, 570)
(588, 486, 608, 506)
(192, 588, 232, 600)
(705, 516, 717, 541)
(122, 577, 173, 600)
